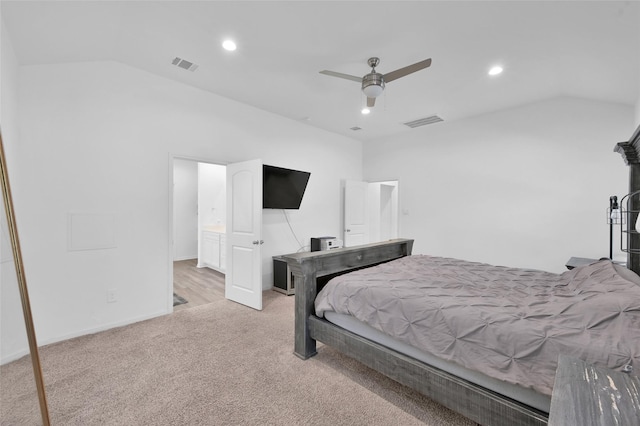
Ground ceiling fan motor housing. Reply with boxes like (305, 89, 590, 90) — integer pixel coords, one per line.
(362, 73, 385, 98)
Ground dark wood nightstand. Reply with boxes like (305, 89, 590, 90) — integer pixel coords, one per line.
(564, 257, 599, 270)
(565, 257, 626, 270)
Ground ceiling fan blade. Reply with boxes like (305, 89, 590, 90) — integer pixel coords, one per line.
(383, 58, 432, 83)
(367, 97, 376, 107)
(319, 70, 362, 83)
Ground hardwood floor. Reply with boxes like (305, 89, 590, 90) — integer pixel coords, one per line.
(173, 259, 225, 312)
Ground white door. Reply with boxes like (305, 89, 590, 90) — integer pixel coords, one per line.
(225, 159, 263, 310)
(344, 180, 369, 247)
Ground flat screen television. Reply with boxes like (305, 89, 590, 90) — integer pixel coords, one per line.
(263, 165, 311, 209)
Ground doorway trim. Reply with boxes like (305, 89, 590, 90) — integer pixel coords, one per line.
(167, 153, 228, 313)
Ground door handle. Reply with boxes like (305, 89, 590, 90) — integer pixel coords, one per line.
(345, 229, 351, 232)
(252, 240, 265, 245)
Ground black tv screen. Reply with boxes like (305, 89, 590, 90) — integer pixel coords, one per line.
(263, 165, 311, 209)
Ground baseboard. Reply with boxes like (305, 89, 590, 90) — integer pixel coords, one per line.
(1, 309, 168, 366)
(1, 349, 30, 365)
(174, 255, 197, 262)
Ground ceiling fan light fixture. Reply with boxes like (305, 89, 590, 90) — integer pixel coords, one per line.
(362, 72, 385, 98)
(362, 84, 384, 98)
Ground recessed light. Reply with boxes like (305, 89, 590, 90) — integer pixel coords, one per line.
(222, 39, 237, 51)
(488, 65, 503, 76)
(361, 108, 371, 115)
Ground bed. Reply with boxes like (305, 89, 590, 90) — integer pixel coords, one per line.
(282, 239, 640, 426)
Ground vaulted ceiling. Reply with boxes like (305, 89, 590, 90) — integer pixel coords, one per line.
(2, 1, 639, 141)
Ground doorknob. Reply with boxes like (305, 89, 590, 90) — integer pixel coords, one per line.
(345, 229, 351, 232)
(252, 240, 265, 245)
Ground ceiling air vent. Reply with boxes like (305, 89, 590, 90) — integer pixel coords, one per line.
(350, 126, 362, 131)
(403, 115, 443, 128)
(171, 57, 199, 72)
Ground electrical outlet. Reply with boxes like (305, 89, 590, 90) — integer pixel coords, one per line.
(107, 289, 117, 303)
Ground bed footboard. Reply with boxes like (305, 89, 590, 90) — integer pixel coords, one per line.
(282, 239, 414, 359)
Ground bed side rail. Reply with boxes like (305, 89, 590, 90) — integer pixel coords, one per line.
(309, 315, 548, 426)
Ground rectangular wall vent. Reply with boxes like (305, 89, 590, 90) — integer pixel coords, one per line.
(171, 57, 199, 72)
(403, 115, 443, 128)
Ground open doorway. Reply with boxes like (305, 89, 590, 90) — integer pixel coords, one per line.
(343, 180, 399, 247)
(172, 158, 226, 312)
(369, 180, 399, 242)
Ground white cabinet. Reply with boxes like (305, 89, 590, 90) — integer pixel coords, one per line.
(202, 232, 220, 268)
(199, 230, 226, 273)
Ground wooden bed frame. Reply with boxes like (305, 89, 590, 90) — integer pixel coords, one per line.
(282, 239, 549, 426)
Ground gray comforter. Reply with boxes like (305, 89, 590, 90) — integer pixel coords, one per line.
(315, 255, 640, 396)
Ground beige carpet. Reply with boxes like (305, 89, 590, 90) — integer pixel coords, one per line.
(1, 291, 474, 425)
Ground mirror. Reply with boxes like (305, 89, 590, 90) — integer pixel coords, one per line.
(0, 131, 50, 425)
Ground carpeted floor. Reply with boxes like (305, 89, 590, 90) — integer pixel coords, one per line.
(0, 291, 474, 425)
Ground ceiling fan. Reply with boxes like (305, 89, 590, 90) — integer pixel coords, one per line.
(320, 57, 432, 107)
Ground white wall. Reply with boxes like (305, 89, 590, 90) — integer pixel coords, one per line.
(173, 159, 198, 261)
(636, 85, 640, 127)
(0, 17, 33, 363)
(637, 16, 640, 129)
(364, 97, 634, 273)
(2, 59, 362, 362)
(197, 162, 226, 229)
